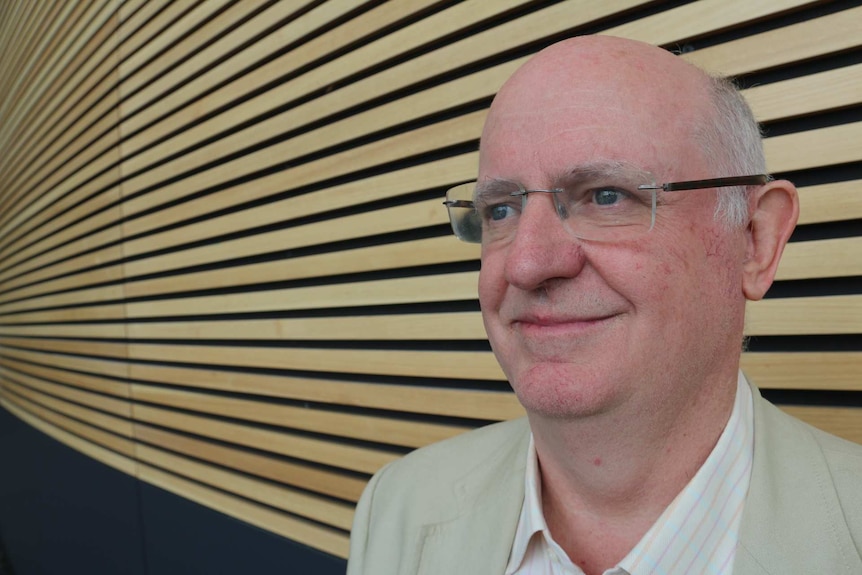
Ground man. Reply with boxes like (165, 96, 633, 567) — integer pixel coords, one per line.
(347, 36, 862, 575)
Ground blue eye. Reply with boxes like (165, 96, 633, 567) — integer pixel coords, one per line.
(593, 188, 626, 206)
(488, 204, 516, 221)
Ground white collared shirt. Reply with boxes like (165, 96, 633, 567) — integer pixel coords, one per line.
(505, 372, 755, 575)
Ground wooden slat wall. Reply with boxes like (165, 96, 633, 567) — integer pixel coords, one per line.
(0, 0, 859, 559)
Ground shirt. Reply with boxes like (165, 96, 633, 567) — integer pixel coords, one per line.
(505, 372, 755, 575)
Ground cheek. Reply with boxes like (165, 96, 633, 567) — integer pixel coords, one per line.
(478, 252, 506, 312)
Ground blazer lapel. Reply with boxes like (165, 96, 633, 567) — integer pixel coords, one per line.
(734, 387, 862, 574)
(414, 421, 529, 575)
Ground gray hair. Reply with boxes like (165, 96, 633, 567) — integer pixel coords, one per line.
(696, 76, 767, 228)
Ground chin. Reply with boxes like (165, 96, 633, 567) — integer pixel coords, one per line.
(509, 361, 621, 420)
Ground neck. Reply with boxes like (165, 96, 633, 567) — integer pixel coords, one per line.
(528, 369, 739, 571)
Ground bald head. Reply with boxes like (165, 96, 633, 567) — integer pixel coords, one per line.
(479, 35, 764, 225)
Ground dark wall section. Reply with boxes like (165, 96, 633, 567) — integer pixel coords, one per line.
(139, 483, 347, 575)
(0, 405, 146, 575)
(0, 406, 347, 575)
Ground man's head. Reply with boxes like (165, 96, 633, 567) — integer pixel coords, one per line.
(473, 36, 798, 422)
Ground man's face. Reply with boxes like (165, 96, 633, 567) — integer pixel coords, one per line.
(477, 42, 749, 420)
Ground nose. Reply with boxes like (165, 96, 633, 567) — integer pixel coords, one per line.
(503, 192, 587, 291)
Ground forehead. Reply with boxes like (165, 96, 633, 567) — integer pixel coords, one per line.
(478, 40, 713, 183)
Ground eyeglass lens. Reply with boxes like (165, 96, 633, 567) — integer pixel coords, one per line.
(445, 171, 658, 244)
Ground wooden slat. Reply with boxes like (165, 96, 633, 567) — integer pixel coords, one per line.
(0, 53, 121, 225)
(0, 105, 484, 294)
(118, 0, 253, 91)
(133, 423, 367, 501)
(0, 0, 114, 181)
(122, 197, 450, 277)
(0, 313, 128, 335)
(0, 354, 129, 398)
(0, 336, 128, 361)
(683, 6, 862, 76)
(120, 0, 364, 114)
(0, 365, 131, 418)
(797, 180, 862, 225)
(136, 462, 350, 558)
(0, 345, 130, 384)
(604, 0, 819, 46)
(135, 443, 354, 530)
(116, 0, 200, 64)
(0, 148, 476, 285)
(1, 383, 134, 456)
(124, 236, 470, 299)
(132, 403, 397, 475)
(0, 3, 120, 195)
(2, 378, 133, 440)
(0, 284, 124, 316)
(744, 63, 862, 123)
(124, 313, 486, 341)
(121, 144, 477, 243)
(0, 0, 78, 139)
(0, 0, 92, 189)
(118, 294, 861, 342)
(120, 0, 235, 77)
(765, 121, 862, 174)
(128, 362, 524, 421)
(745, 295, 862, 335)
(130, 383, 471, 449)
(124, 272, 478, 317)
(776, 237, 862, 280)
(0, 1, 56, 131)
(741, 352, 862, 392)
(117, 0, 536, 161)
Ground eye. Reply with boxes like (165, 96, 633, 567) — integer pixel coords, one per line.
(593, 188, 627, 206)
(487, 204, 516, 221)
(482, 204, 518, 222)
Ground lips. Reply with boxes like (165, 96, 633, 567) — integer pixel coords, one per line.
(511, 312, 619, 337)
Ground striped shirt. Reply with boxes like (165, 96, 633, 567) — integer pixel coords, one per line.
(505, 372, 754, 575)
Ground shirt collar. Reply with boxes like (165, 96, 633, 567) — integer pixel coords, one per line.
(505, 372, 755, 575)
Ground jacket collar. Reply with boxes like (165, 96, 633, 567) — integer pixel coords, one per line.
(413, 419, 530, 575)
(734, 385, 862, 574)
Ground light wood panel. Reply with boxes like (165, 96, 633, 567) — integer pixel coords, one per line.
(137, 462, 350, 557)
(683, 5, 862, 75)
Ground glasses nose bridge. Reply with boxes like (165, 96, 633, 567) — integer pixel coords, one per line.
(516, 188, 567, 223)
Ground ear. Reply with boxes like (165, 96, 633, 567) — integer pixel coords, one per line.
(742, 179, 799, 301)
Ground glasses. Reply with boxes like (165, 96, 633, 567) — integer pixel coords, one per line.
(443, 171, 770, 244)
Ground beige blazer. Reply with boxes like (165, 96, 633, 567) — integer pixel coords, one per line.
(347, 384, 862, 574)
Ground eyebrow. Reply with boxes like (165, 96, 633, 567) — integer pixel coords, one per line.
(475, 160, 655, 198)
(557, 161, 654, 185)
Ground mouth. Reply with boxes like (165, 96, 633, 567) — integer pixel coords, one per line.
(511, 313, 619, 338)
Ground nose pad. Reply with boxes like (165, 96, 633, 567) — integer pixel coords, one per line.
(555, 198, 568, 220)
(523, 189, 569, 231)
